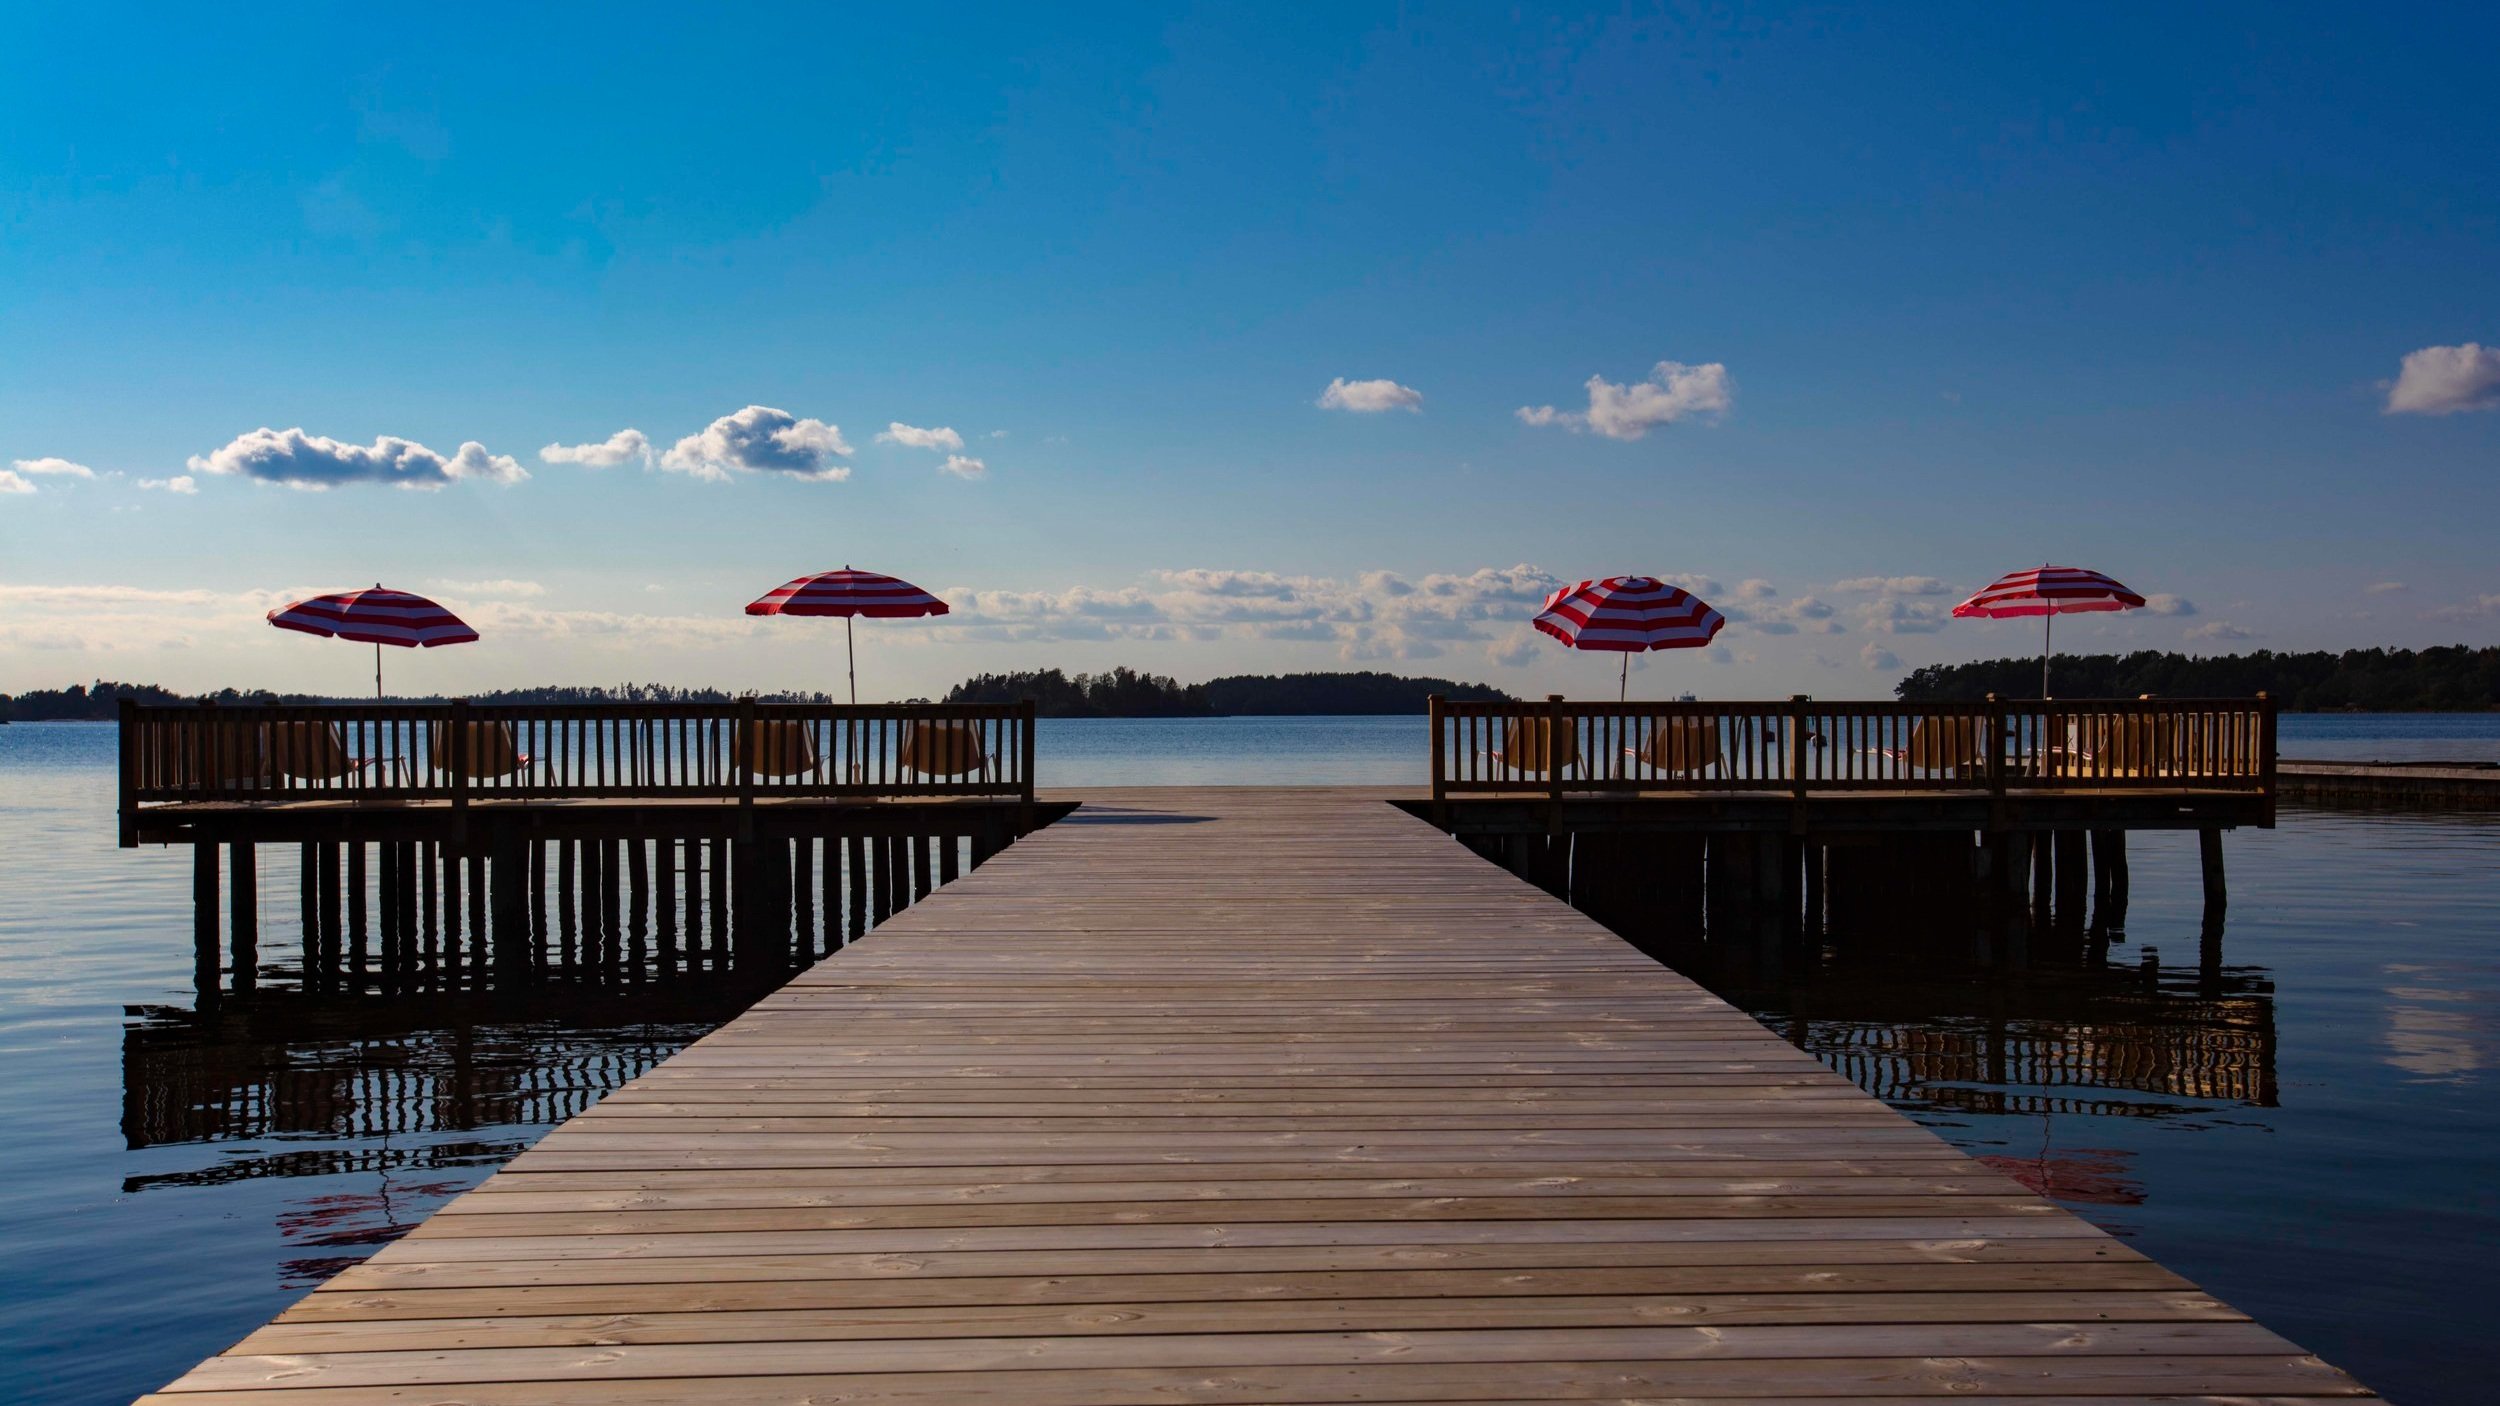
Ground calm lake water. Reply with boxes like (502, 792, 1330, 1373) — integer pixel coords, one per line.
(3, 714, 2495, 1404)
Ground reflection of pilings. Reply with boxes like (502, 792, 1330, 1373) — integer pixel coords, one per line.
(198, 816, 1027, 996)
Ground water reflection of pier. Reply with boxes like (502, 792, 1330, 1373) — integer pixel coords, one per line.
(118, 985, 761, 1185)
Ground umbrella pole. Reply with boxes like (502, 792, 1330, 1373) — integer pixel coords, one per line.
(1620, 653, 1629, 702)
(846, 614, 857, 706)
(2042, 612, 2052, 699)
(375, 641, 384, 701)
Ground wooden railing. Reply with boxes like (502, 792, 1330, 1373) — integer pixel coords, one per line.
(1428, 694, 2276, 800)
(120, 699, 1038, 809)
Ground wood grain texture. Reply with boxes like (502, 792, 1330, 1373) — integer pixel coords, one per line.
(141, 787, 2370, 1402)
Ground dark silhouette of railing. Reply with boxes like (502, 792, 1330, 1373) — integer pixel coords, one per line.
(1428, 693, 2276, 800)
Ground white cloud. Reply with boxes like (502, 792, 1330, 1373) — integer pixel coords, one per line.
(2366, 581, 2409, 595)
(0, 470, 35, 496)
(1736, 593, 1845, 637)
(2385, 343, 2500, 416)
(1852, 597, 1947, 634)
(13, 457, 98, 480)
(879, 422, 966, 452)
(1654, 573, 1723, 598)
(939, 563, 1563, 662)
(1834, 575, 1950, 596)
(2186, 621, 2255, 642)
(661, 406, 852, 482)
(1860, 643, 1902, 671)
(1517, 360, 1731, 440)
(987, 429, 1009, 440)
(1735, 579, 1778, 601)
(137, 476, 199, 495)
(940, 454, 987, 479)
(2143, 593, 2197, 617)
(2425, 595, 2500, 623)
(427, 578, 545, 599)
(540, 428, 651, 468)
(187, 427, 527, 490)
(1317, 377, 1424, 413)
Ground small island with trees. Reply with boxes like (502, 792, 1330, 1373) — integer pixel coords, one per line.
(1897, 646, 2500, 710)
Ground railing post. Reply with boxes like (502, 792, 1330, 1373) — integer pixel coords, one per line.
(2257, 691, 2278, 821)
(1545, 695, 1565, 831)
(1787, 694, 1810, 832)
(1985, 693, 2008, 798)
(735, 696, 757, 842)
(449, 698, 470, 844)
(1428, 694, 1447, 803)
(1019, 698, 1038, 807)
(117, 697, 141, 847)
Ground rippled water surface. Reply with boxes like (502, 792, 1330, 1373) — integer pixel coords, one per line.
(3, 716, 2494, 1404)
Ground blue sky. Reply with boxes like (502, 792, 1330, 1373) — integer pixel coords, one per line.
(3, 2, 2495, 701)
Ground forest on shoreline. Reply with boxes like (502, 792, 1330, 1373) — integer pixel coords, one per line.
(1, 670, 1514, 721)
(1896, 646, 2500, 710)
(12, 650, 2492, 720)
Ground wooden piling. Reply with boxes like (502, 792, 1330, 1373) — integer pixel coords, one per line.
(192, 842, 220, 1002)
(794, 838, 816, 952)
(2199, 828, 2228, 914)
(2053, 830, 2088, 931)
(227, 841, 256, 995)
(844, 834, 868, 945)
(297, 843, 320, 988)
(316, 843, 342, 978)
(345, 842, 368, 980)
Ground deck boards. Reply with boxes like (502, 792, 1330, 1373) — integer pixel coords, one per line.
(138, 787, 2370, 1405)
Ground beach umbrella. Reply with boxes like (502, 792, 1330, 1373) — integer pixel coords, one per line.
(745, 566, 950, 704)
(1951, 564, 2147, 698)
(1532, 575, 1726, 699)
(267, 585, 480, 699)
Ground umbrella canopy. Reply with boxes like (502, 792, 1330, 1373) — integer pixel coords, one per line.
(745, 567, 949, 704)
(1532, 576, 1725, 699)
(1951, 565, 2146, 697)
(267, 585, 478, 699)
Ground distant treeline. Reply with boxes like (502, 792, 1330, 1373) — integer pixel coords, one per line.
(0, 680, 841, 721)
(1897, 647, 2500, 711)
(941, 668, 1514, 717)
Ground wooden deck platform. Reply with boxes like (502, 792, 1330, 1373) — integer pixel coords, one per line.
(140, 787, 2369, 1405)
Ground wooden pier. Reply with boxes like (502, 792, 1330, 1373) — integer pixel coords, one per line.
(139, 786, 2367, 1404)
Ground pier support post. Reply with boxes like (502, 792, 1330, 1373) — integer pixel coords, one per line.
(193, 842, 220, 1004)
(298, 843, 321, 990)
(2053, 830, 2088, 933)
(317, 843, 342, 981)
(2199, 829, 2228, 916)
(656, 838, 678, 965)
(379, 839, 403, 990)
(346, 842, 368, 982)
(845, 834, 869, 944)
(793, 838, 815, 952)
(228, 841, 256, 995)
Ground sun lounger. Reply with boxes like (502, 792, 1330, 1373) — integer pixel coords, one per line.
(1487, 717, 1579, 777)
(1625, 717, 1720, 777)
(900, 719, 991, 780)
(428, 720, 531, 779)
(744, 720, 822, 779)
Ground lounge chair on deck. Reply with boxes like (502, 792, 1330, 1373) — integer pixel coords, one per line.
(262, 721, 399, 787)
(147, 723, 266, 793)
(428, 720, 531, 780)
(744, 720, 822, 779)
(1872, 715, 1986, 777)
(2062, 714, 2174, 780)
(900, 720, 992, 781)
(1486, 717, 1579, 778)
(1625, 718, 1720, 779)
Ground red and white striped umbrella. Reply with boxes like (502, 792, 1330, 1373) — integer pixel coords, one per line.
(745, 566, 949, 703)
(1532, 575, 1725, 699)
(1951, 564, 2147, 697)
(267, 585, 478, 698)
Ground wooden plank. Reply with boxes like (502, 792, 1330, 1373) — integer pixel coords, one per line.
(139, 787, 2372, 1404)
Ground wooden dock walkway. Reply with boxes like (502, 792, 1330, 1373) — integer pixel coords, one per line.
(140, 787, 2369, 1405)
